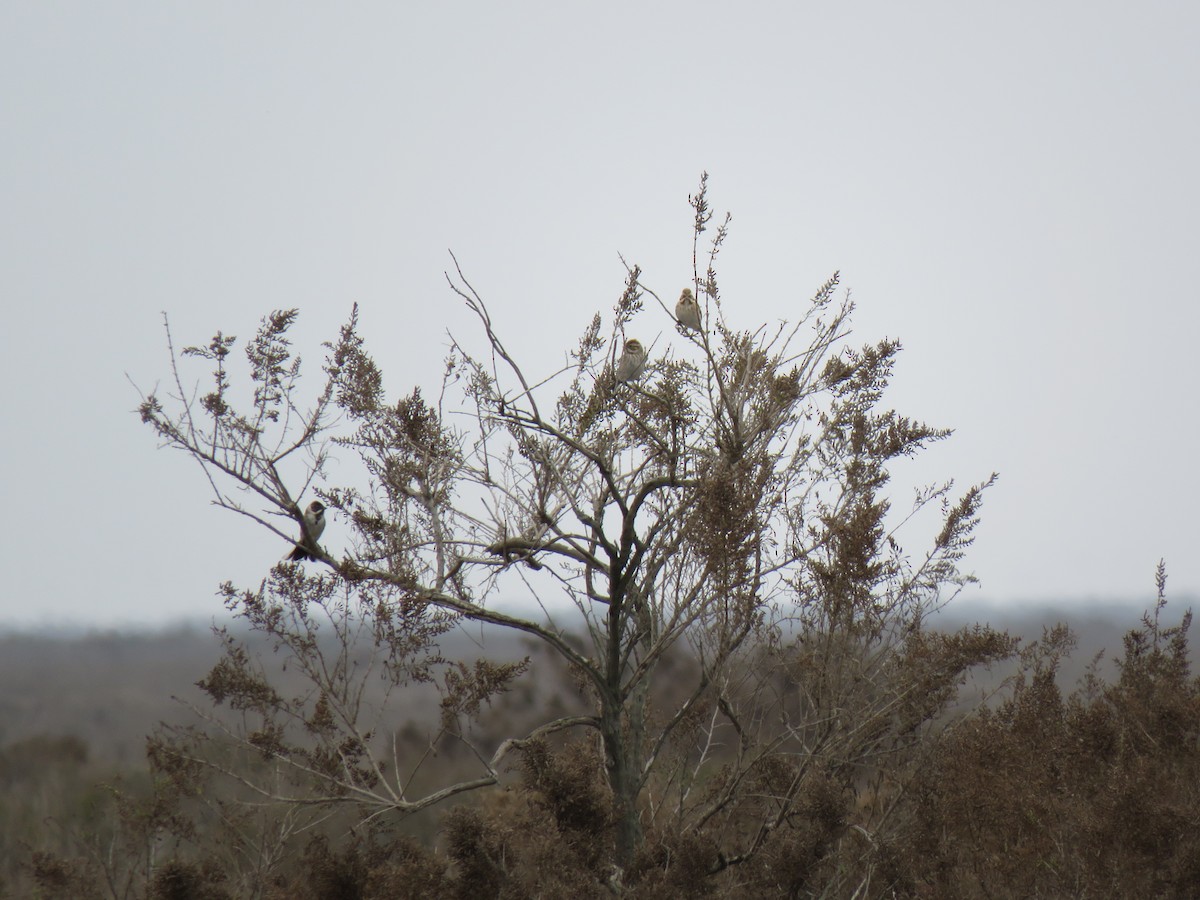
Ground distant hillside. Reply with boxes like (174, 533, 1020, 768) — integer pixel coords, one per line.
(0, 596, 1194, 766)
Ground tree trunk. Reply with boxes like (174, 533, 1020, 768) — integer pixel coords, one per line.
(600, 696, 643, 870)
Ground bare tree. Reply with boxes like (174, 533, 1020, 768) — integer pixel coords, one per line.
(137, 174, 1008, 889)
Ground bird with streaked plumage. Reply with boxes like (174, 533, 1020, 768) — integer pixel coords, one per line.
(615, 338, 648, 383)
(675, 288, 701, 331)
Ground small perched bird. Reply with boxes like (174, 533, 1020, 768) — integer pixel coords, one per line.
(287, 500, 326, 562)
(615, 338, 648, 383)
(675, 288, 701, 331)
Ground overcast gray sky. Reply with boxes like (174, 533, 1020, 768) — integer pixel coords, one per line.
(2, 3, 1197, 629)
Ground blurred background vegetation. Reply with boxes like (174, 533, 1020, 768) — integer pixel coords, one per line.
(2, 597, 1196, 898)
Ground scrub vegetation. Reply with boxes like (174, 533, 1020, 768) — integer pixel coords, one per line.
(7, 178, 1196, 898)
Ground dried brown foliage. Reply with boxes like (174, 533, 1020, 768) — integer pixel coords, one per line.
(119, 174, 1029, 895)
(900, 567, 1200, 899)
(7, 591, 1198, 897)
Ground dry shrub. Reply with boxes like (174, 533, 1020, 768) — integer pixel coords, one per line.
(901, 595, 1200, 899)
